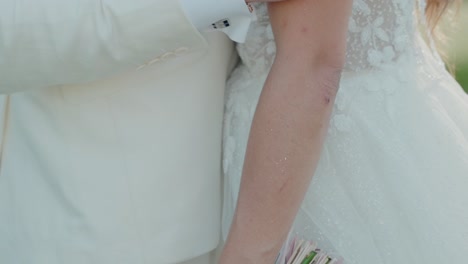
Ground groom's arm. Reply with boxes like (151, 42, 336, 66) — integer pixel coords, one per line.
(0, 0, 207, 94)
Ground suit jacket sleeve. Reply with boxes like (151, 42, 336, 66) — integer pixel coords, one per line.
(0, 0, 207, 94)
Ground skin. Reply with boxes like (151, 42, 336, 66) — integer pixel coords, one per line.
(219, 0, 354, 263)
(246, 0, 284, 2)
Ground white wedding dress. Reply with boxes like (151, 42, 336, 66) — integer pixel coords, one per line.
(222, 1, 468, 263)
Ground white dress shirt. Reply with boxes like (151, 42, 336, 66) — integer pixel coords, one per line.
(180, 0, 254, 42)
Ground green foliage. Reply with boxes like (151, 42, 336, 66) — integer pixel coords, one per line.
(453, 4, 468, 92)
(456, 63, 468, 92)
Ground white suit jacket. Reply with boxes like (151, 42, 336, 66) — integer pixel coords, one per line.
(0, 1, 243, 263)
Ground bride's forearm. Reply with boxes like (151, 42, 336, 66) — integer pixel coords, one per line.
(220, 1, 353, 263)
(220, 58, 342, 264)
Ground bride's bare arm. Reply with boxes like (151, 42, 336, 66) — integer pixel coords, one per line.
(219, 1, 353, 263)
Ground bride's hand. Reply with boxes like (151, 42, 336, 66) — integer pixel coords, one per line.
(246, 0, 286, 3)
(219, 237, 280, 264)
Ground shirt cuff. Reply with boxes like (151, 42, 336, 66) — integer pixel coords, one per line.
(179, 0, 253, 42)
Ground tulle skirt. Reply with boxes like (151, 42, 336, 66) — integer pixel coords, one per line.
(222, 44, 468, 263)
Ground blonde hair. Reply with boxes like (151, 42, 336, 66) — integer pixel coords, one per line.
(423, 0, 461, 71)
(426, 0, 460, 30)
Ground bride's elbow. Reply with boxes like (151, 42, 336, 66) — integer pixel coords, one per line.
(297, 57, 344, 107)
(316, 64, 343, 105)
(271, 51, 344, 106)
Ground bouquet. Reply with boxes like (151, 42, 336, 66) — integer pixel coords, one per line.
(281, 237, 343, 264)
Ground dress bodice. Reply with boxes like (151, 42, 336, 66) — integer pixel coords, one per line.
(239, 0, 419, 75)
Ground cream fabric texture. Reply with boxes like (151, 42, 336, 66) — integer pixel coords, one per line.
(0, 1, 240, 263)
(0, 0, 207, 93)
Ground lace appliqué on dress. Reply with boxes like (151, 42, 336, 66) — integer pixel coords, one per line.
(345, 0, 414, 71)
